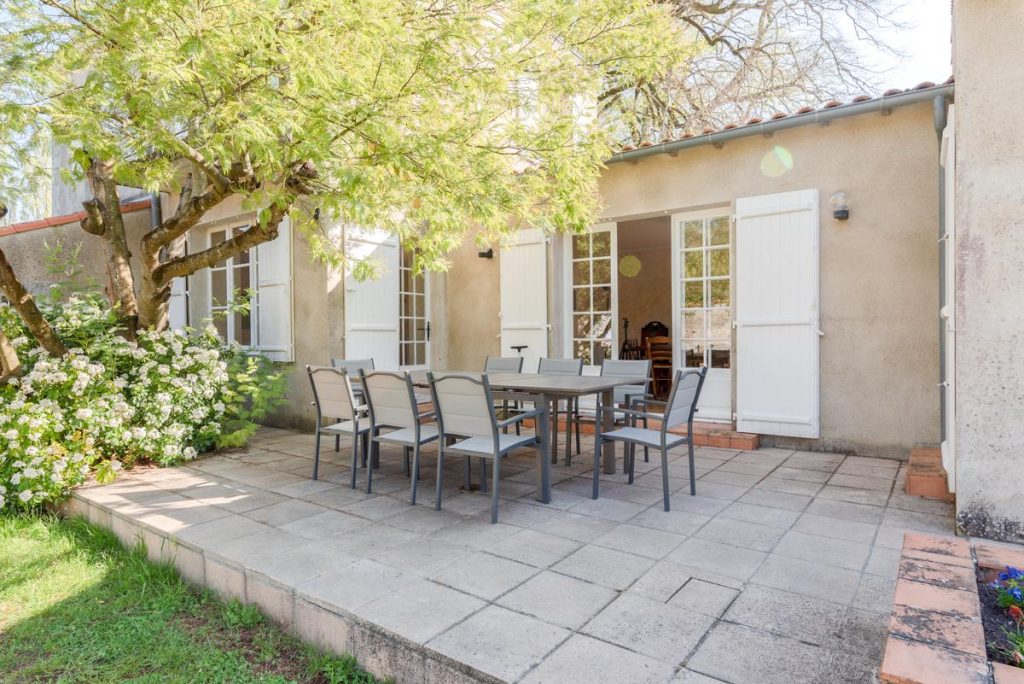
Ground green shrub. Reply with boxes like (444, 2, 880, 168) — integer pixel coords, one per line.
(0, 293, 285, 510)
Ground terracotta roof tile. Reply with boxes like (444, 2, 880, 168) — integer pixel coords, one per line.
(770, 112, 788, 120)
(851, 94, 872, 103)
(0, 198, 152, 238)
(795, 105, 815, 114)
(883, 88, 905, 96)
(746, 116, 764, 125)
(822, 99, 843, 108)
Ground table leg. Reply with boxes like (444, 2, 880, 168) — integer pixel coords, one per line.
(550, 398, 559, 465)
(535, 393, 551, 503)
(601, 388, 616, 474)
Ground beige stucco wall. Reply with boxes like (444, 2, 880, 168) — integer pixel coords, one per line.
(446, 101, 941, 458)
(0, 208, 152, 297)
(952, 0, 1024, 541)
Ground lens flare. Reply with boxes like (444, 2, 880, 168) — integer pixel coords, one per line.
(760, 145, 794, 178)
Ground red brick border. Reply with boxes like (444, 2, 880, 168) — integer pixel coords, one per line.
(880, 533, 1024, 684)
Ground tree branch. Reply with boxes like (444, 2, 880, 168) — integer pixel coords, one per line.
(0, 246, 67, 358)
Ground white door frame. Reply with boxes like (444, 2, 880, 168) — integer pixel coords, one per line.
(562, 222, 618, 366)
(670, 207, 733, 422)
(399, 247, 431, 371)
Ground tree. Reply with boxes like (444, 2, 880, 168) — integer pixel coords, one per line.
(0, 0, 683, 350)
(602, 0, 904, 141)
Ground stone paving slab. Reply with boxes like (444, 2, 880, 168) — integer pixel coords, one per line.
(69, 427, 970, 683)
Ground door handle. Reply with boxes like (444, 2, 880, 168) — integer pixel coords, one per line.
(417, 322, 431, 341)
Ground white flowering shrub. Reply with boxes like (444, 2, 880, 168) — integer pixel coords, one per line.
(0, 293, 284, 510)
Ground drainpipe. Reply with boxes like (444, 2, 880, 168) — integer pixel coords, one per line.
(933, 94, 949, 444)
(150, 191, 162, 229)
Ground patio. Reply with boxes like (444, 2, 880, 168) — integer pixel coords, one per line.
(68, 427, 955, 684)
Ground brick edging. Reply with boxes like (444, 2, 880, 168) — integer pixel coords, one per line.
(880, 532, 1024, 684)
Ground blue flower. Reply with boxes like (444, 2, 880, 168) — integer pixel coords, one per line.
(1012, 587, 1024, 602)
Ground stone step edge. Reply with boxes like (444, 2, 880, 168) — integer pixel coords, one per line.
(60, 491, 502, 684)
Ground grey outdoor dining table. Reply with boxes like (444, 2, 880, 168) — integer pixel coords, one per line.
(408, 371, 647, 504)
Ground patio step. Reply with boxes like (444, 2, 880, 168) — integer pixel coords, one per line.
(905, 447, 954, 502)
(532, 417, 759, 451)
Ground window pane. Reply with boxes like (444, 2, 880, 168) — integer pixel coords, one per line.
(709, 309, 731, 339)
(591, 231, 611, 257)
(572, 234, 590, 259)
(573, 288, 590, 312)
(213, 315, 227, 340)
(592, 313, 613, 341)
(684, 280, 704, 308)
(684, 220, 703, 249)
(592, 258, 611, 285)
(402, 317, 415, 343)
(684, 251, 703, 279)
(235, 265, 250, 293)
(684, 342, 704, 368)
(709, 248, 729, 277)
(595, 340, 612, 365)
(415, 342, 426, 366)
(593, 286, 611, 312)
(709, 217, 730, 246)
(235, 247, 249, 265)
(683, 310, 704, 340)
(710, 279, 730, 306)
(401, 343, 411, 367)
(574, 341, 593, 364)
(573, 260, 591, 285)
(234, 311, 251, 346)
(710, 343, 731, 369)
(210, 230, 227, 267)
(211, 269, 228, 305)
(574, 314, 592, 338)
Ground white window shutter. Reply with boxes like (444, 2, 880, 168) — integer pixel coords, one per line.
(499, 228, 549, 372)
(167, 276, 188, 330)
(343, 227, 401, 370)
(255, 217, 294, 361)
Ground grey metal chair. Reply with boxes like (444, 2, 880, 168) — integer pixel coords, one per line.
(484, 356, 525, 435)
(537, 357, 583, 464)
(572, 359, 653, 461)
(306, 365, 371, 487)
(360, 369, 439, 501)
(428, 373, 543, 523)
(593, 367, 707, 512)
(329, 358, 375, 450)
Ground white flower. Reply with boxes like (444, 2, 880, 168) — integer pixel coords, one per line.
(110, 459, 123, 472)
(10, 474, 20, 485)
(18, 490, 33, 502)
(75, 408, 93, 420)
(4, 429, 17, 440)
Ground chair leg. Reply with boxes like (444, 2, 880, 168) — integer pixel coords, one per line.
(661, 446, 671, 512)
(643, 414, 650, 462)
(463, 456, 471, 491)
(403, 446, 411, 476)
(435, 447, 445, 511)
(628, 442, 636, 485)
(688, 439, 696, 496)
(410, 443, 421, 505)
(364, 434, 374, 494)
(564, 402, 572, 465)
(335, 433, 340, 452)
(480, 457, 488, 493)
(313, 428, 322, 480)
(574, 399, 581, 455)
(591, 444, 601, 499)
(515, 401, 521, 436)
(502, 400, 509, 434)
(349, 434, 358, 489)
(592, 395, 602, 499)
(490, 456, 501, 524)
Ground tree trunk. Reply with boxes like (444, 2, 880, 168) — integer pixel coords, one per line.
(85, 159, 140, 338)
(0, 247, 67, 358)
(0, 329, 21, 379)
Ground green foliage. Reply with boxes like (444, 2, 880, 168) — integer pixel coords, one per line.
(0, 0, 683, 271)
(217, 351, 288, 449)
(0, 513, 382, 683)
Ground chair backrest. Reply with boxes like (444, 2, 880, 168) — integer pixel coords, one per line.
(662, 368, 708, 432)
(484, 356, 524, 373)
(641, 320, 669, 345)
(601, 359, 652, 405)
(331, 358, 375, 374)
(538, 357, 583, 376)
(361, 370, 417, 429)
(646, 336, 673, 365)
(428, 373, 497, 439)
(307, 365, 359, 421)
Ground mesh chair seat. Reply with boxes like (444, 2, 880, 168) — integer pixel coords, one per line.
(445, 433, 537, 457)
(321, 419, 370, 435)
(375, 424, 439, 446)
(600, 426, 687, 450)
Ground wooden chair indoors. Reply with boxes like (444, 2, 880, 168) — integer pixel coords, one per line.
(646, 335, 674, 399)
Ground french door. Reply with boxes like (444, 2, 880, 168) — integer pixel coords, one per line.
(672, 210, 733, 422)
(565, 222, 617, 366)
(399, 247, 431, 370)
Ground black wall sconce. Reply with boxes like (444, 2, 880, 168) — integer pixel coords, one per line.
(830, 191, 850, 220)
(478, 248, 494, 259)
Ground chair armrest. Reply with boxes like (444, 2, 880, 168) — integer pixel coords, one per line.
(497, 408, 543, 428)
(416, 410, 436, 420)
(598, 405, 659, 421)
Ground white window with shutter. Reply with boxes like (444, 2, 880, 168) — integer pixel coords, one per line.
(201, 217, 293, 361)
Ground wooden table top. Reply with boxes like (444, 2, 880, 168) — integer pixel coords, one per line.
(408, 371, 647, 397)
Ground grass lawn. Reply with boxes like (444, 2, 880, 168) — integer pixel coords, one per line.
(0, 514, 380, 684)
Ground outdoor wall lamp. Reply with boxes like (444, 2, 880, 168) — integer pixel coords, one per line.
(478, 248, 494, 259)
(830, 191, 850, 220)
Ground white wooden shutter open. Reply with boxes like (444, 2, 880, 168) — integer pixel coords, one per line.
(499, 228, 548, 372)
(735, 189, 820, 438)
(167, 276, 188, 330)
(344, 227, 400, 370)
(255, 216, 294, 361)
